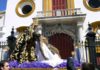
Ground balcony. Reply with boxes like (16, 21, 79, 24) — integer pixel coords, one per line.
(37, 8, 85, 17)
(34, 8, 86, 25)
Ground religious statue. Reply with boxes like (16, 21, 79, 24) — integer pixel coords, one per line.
(10, 18, 61, 63)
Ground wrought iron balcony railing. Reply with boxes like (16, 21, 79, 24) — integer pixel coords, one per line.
(37, 8, 84, 17)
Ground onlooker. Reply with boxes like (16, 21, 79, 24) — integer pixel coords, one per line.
(81, 62, 95, 70)
(67, 57, 76, 70)
(0, 60, 10, 70)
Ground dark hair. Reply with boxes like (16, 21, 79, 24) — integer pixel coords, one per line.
(67, 57, 76, 70)
(81, 63, 95, 70)
(0, 60, 9, 70)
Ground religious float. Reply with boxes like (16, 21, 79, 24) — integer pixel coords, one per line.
(8, 19, 80, 70)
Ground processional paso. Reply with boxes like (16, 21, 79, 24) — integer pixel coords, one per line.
(10, 18, 60, 63)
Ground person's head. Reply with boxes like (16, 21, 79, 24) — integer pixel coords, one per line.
(41, 36, 49, 44)
(81, 62, 95, 70)
(67, 57, 76, 70)
(34, 25, 42, 35)
(0, 60, 10, 70)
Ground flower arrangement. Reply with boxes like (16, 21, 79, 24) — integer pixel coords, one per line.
(9, 60, 80, 68)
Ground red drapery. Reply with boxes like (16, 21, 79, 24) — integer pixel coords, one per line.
(52, 0, 67, 16)
(49, 33, 74, 59)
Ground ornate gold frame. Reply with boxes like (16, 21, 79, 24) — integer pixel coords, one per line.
(16, 0, 35, 17)
(83, 0, 100, 12)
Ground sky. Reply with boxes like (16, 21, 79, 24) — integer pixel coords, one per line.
(0, 0, 7, 11)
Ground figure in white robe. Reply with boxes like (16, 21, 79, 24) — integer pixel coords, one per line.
(34, 24, 65, 67)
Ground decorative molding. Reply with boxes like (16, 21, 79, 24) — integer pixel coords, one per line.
(42, 24, 77, 40)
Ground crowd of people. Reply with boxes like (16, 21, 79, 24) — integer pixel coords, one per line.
(66, 54, 97, 70)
